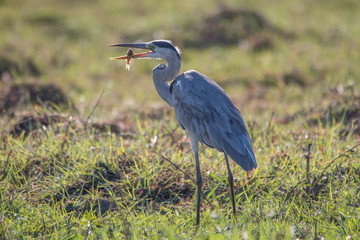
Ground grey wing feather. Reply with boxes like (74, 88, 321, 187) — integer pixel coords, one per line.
(172, 71, 257, 171)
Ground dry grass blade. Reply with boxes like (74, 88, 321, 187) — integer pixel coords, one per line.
(153, 151, 196, 185)
(309, 143, 360, 194)
(84, 90, 104, 131)
(306, 143, 312, 183)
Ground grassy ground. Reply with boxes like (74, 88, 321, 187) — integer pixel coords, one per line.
(0, 0, 359, 239)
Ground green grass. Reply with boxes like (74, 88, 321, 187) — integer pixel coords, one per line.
(1, 0, 360, 239)
(1, 112, 359, 239)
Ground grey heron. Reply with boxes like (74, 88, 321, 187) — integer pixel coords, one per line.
(109, 40, 257, 227)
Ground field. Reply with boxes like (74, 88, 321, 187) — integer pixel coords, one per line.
(0, 0, 359, 239)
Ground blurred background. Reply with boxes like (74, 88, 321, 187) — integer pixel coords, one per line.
(0, 0, 359, 129)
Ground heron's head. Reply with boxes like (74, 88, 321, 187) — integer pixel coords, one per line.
(109, 40, 181, 62)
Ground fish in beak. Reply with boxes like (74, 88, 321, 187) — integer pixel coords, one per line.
(109, 43, 154, 70)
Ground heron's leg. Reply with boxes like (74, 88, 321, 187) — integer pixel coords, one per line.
(189, 134, 202, 227)
(194, 150, 202, 227)
(224, 154, 236, 218)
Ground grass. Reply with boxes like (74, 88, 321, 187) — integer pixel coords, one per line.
(1, 0, 360, 239)
(1, 113, 359, 239)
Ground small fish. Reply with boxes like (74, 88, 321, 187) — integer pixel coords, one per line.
(125, 48, 133, 71)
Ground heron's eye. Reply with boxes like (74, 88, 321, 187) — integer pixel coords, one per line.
(148, 44, 155, 50)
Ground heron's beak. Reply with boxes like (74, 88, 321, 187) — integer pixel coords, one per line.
(108, 43, 153, 59)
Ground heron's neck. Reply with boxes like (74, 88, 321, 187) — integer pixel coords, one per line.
(159, 54, 181, 82)
(152, 55, 181, 106)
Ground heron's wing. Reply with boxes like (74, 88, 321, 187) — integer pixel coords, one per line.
(172, 71, 257, 171)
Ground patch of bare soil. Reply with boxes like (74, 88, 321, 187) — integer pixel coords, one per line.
(186, 5, 292, 50)
(5, 113, 132, 138)
(136, 169, 194, 204)
(277, 84, 360, 138)
(0, 54, 40, 78)
(61, 162, 196, 215)
(53, 156, 137, 215)
(8, 114, 65, 137)
(282, 70, 307, 87)
(137, 107, 173, 120)
(0, 83, 73, 115)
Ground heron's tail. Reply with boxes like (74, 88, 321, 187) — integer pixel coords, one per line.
(220, 132, 257, 171)
(205, 123, 257, 171)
